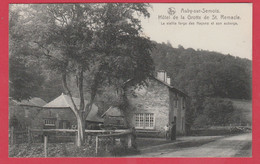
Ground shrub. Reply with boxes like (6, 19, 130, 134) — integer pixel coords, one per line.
(194, 98, 234, 127)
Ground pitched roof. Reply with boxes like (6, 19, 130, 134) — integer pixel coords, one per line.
(101, 106, 124, 118)
(124, 76, 189, 97)
(43, 93, 104, 122)
(43, 93, 77, 109)
(86, 106, 104, 123)
(151, 77, 189, 97)
(11, 97, 47, 107)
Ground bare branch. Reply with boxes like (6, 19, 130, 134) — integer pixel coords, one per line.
(78, 66, 85, 111)
(62, 71, 79, 113)
(33, 41, 61, 62)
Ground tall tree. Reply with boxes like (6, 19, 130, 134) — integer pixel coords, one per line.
(10, 3, 154, 147)
(9, 7, 45, 101)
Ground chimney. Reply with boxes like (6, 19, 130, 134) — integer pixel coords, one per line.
(157, 70, 167, 82)
(157, 70, 171, 85)
(167, 76, 171, 85)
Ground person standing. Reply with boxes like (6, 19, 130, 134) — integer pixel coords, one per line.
(131, 127, 137, 149)
(170, 117, 177, 141)
(164, 124, 170, 140)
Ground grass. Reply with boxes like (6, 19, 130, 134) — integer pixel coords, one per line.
(222, 98, 252, 124)
(231, 99, 252, 123)
(9, 140, 139, 157)
(9, 142, 97, 157)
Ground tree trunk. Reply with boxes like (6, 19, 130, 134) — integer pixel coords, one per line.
(76, 114, 85, 147)
(62, 71, 85, 147)
(78, 66, 84, 112)
(119, 87, 131, 128)
(76, 66, 85, 147)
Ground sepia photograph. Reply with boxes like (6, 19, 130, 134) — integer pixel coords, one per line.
(8, 3, 252, 158)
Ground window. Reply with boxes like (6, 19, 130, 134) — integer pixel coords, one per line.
(173, 93, 178, 108)
(116, 120, 121, 125)
(135, 113, 144, 127)
(146, 113, 154, 128)
(25, 109, 29, 118)
(44, 119, 56, 126)
(135, 113, 154, 129)
(182, 117, 185, 131)
(174, 99, 178, 108)
(59, 120, 70, 129)
(182, 98, 186, 110)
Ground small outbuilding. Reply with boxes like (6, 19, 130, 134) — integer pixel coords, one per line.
(9, 97, 47, 130)
(37, 93, 104, 130)
(101, 106, 126, 129)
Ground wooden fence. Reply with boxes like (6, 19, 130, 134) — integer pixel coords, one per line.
(9, 127, 30, 145)
(9, 127, 133, 157)
(95, 130, 133, 155)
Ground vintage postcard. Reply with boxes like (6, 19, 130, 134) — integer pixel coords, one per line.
(4, 1, 256, 162)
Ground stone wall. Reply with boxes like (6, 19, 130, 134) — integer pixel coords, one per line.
(126, 78, 170, 134)
(169, 91, 186, 135)
(125, 78, 187, 136)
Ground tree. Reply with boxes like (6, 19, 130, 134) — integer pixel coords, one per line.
(10, 3, 154, 147)
(150, 42, 252, 128)
(199, 98, 234, 126)
(9, 56, 45, 101)
(9, 8, 45, 101)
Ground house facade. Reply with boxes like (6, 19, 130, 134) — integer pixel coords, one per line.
(9, 97, 47, 130)
(125, 71, 188, 136)
(31, 106, 76, 130)
(36, 93, 104, 130)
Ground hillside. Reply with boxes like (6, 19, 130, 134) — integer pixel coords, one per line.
(230, 99, 252, 124)
(151, 42, 252, 101)
(150, 42, 252, 127)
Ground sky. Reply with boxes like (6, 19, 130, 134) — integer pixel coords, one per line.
(140, 3, 252, 60)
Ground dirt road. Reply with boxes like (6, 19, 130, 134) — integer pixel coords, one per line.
(131, 133, 252, 157)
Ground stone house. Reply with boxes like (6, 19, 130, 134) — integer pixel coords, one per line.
(9, 97, 47, 130)
(36, 93, 104, 130)
(125, 71, 189, 135)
